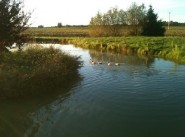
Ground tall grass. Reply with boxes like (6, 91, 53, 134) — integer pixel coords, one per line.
(69, 37, 185, 63)
(0, 46, 82, 99)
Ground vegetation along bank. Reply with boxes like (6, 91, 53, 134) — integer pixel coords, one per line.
(26, 36, 185, 64)
(0, 46, 81, 99)
(69, 37, 185, 64)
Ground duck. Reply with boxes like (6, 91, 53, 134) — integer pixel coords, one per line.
(107, 62, 112, 66)
(89, 59, 96, 65)
(98, 61, 102, 64)
(91, 61, 96, 65)
(115, 63, 120, 66)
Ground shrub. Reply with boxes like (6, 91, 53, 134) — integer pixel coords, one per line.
(0, 46, 82, 99)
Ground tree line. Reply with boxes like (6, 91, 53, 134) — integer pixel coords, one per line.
(163, 21, 185, 26)
(89, 3, 165, 37)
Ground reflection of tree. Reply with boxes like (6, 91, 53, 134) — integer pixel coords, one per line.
(0, 76, 82, 137)
(89, 49, 154, 67)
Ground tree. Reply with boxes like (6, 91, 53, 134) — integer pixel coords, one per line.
(126, 2, 146, 35)
(89, 11, 105, 37)
(0, 0, 31, 51)
(57, 22, 62, 28)
(142, 5, 165, 36)
(89, 8, 126, 37)
(38, 25, 44, 28)
(102, 8, 126, 36)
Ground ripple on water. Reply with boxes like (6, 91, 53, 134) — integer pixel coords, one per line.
(24, 45, 185, 137)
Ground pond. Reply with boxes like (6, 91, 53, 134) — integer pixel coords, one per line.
(1, 44, 185, 137)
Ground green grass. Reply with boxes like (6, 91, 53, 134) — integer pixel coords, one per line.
(0, 46, 82, 99)
(68, 37, 185, 63)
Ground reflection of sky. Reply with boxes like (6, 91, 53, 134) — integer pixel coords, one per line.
(154, 58, 185, 73)
(42, 44, 90, 62)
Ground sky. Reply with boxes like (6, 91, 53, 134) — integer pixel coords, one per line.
(23, 0, 185, 27)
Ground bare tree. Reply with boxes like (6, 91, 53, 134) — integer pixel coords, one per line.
(126, 2, 146, 35)
(89, 8, 126, 37)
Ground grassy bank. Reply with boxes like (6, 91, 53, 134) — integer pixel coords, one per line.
(0, 46, 81, 99)
(68, 37, 185, 63)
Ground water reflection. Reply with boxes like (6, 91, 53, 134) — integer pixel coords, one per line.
(89, 50, 155, 67)
(0, 77, 81, 137)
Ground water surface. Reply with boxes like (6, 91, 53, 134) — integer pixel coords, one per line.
(1, 44, 185, 137)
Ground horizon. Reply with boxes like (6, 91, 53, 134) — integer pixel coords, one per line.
(24, 0, 185, 27)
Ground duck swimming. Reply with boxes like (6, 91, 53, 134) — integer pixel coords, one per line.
(115, 63, 120, 66)
(107, 62, 112, 66)
(89, 59, 96, 65)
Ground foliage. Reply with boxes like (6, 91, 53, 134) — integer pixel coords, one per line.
(142, 5, 165, 36)
(38, 25, 44, 28)
(57, 22, 62, 28)
(126, 2, 146, 35)
(163, 21, 185, 26)
(0, 0, 31, 51)
(89, 3, 168, 37)
(0, 46, 81, 99)
(89, 8, 126, 37)
(89, 3, 146, 36)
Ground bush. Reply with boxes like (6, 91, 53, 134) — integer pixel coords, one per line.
(0, 46, 82, 99)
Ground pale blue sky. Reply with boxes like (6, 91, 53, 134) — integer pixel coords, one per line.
(24, 0, 185, 27)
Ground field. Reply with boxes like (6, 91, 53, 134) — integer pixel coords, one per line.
(165, 26, 185, 36)
(23, 26, 185, 37)
(23, 26, 89, 37)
